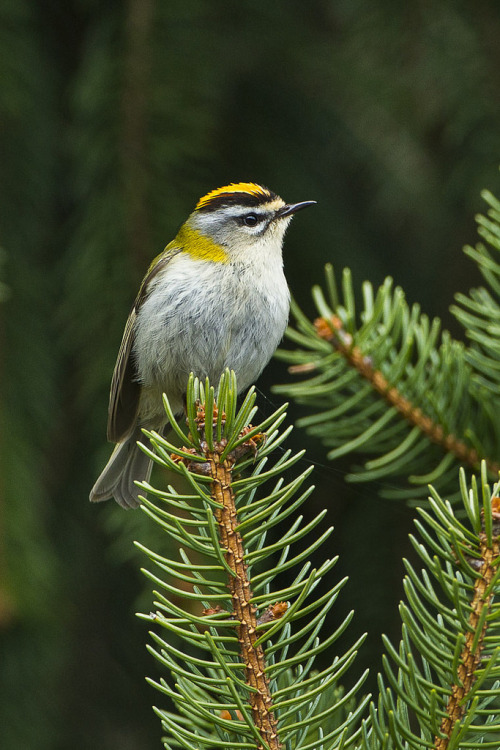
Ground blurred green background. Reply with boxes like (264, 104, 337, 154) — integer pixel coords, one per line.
(2, 1, 500, 748)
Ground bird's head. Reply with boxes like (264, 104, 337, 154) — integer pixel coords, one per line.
(176, 182, 315, 263)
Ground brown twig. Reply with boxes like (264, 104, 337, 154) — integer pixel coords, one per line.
(176, 406, 280, 750)
(210, 454, 280, 749)
(313, 316, 500, 475)
(435, 498, 500, 748)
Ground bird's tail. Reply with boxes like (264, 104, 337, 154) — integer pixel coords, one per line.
(89, 425, 155, 509)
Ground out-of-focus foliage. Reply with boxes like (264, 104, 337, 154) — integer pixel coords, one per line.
(0, 1, 63, 746)
(2, 1, 500, 748)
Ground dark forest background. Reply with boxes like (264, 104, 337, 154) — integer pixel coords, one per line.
(2, 2, 500, 748)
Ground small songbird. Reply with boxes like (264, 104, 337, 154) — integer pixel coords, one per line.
(90, 182, 315, 508)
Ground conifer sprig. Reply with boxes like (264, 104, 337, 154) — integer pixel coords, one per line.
(452, 189, 500, 403)
(361, 464, 500, 749)
(275, 187, 500, 501)
(313, 314, 483, 471)
(136, 371, 367, 749)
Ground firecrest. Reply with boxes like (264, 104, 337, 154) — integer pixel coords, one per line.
(90, 182, 315, 508)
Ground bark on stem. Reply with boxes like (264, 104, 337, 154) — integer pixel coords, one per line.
(208, 450, 280, 750)
(435, 530, 499, 748)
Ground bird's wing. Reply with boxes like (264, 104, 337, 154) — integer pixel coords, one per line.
(107, 246, 182, 442)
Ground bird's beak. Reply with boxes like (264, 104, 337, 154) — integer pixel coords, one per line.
(277, 200, 317, 219)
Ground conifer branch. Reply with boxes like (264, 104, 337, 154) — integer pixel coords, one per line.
(435, 496, 500, 749)
(276, 256, 500, 499)
(362, 465, 500, 749)
(137, 372, 365, 749)
(184, 409, 280, 750)
(313, 315, 500, 477)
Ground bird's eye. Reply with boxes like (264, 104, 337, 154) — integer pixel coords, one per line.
(243, 213, 259, 227)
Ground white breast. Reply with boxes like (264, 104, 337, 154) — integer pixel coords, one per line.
(133, 249, 289, 424)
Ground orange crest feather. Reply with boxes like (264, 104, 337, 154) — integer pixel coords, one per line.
(196, 182, 273, 210)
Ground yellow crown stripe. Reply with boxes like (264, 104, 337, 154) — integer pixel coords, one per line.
(196, 182, 271, 210)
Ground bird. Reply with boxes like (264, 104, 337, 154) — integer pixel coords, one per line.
(90, 182, 315, 508)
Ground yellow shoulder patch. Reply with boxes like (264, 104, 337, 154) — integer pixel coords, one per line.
(175, 224, 229, 263)
(196, 182, 272, 210)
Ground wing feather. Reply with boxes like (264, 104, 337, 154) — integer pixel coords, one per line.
(107, 247, 181, 442)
